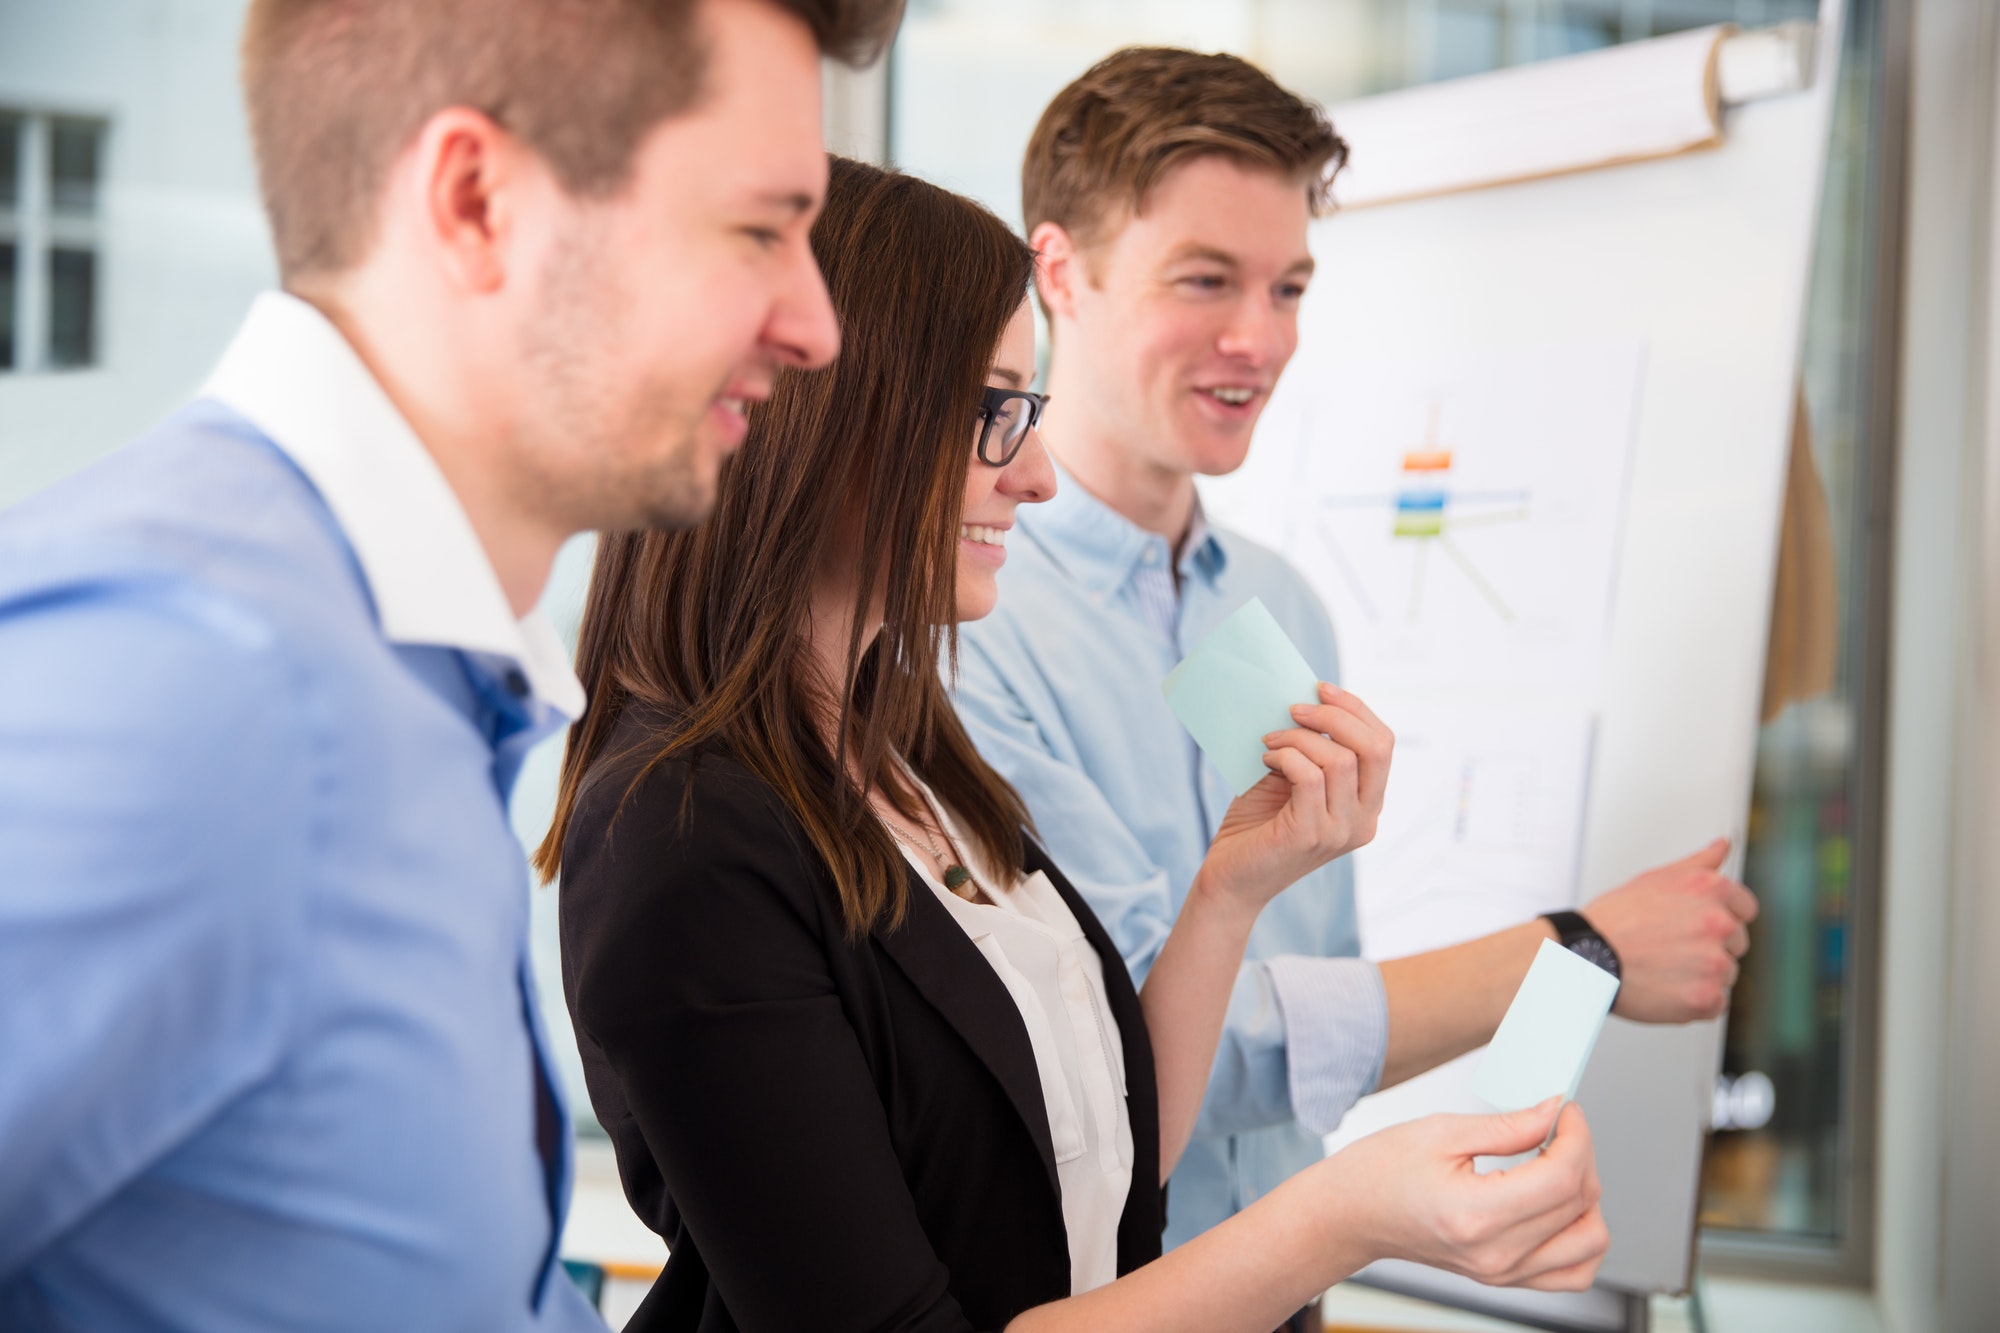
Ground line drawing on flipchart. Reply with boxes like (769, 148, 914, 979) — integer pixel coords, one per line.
(1311, 402, 1533, 626)
(1251, 340, 1648, 696)
(1352, 701, 1595, 961)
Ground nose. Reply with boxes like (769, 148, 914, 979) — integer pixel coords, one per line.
(763, 239, 842, 371)
(1214, 291, 1293, 369)
(997, 425, 1058, 506)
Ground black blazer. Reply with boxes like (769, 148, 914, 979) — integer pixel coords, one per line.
(559, 722, 1165, 1333)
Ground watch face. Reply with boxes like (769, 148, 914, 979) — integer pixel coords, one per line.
(1571, 936, 1621, 979)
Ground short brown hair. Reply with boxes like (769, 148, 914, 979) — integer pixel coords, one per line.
(1022, 46, 1347, 248)
(242, 0, 904, 280)
(536, 158, 1037, 936)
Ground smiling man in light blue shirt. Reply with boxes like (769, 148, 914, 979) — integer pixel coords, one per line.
(0, 0, 891, 1326)
(955, 50, 1761, 1286)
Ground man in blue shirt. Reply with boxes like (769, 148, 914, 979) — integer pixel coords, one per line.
(0, 0, 898, 1327)
(953, 48, 1761, 1297)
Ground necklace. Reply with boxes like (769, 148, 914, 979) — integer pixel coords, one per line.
(883, 787, 978, 898)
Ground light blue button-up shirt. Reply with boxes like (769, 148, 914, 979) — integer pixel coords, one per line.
(953, 464, 1388, 1248)
(0, 294, 604, 1332)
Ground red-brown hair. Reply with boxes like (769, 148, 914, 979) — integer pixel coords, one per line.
(240, 0, 905, 279)
(534, 157, 1037, 936)
(1023, 46, 1348, 249)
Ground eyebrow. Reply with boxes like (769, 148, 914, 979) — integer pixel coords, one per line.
(1164, 245, 1317, 281)
(1168, 245, 1242, 269)
(754, 190, 817, 216)
(989, 367, 1025, 387)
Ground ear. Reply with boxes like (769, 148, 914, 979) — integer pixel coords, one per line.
(1029, 220, 1083, 323)
(408, 107, 530, 296)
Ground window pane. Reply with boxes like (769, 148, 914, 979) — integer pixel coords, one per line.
(0, 114, 20, 213)
(47, 246, 95, 368)
(49, 117, 103, 217)
(0, 241, 15, 369)
(1700, 0, 1890, 1249)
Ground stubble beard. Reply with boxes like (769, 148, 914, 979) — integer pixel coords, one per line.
(518, 220, 719, 535)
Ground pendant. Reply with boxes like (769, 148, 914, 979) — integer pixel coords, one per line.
(943, 865, 973, 892)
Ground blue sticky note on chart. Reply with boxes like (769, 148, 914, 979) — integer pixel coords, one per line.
(1162, 597, 1323, 796)
(1472, 938, 1622, 1113)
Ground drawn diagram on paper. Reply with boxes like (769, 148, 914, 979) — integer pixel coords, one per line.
(1352, 701, 1595, 961)
(1320, 403, 1532, 625)
(1198, 342, 1636, 1024)
(1207, 341, 1646, 696)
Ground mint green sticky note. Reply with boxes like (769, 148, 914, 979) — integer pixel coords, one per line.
(1472, 938, 1622, 1113)
(1163, 597, 1323, 796)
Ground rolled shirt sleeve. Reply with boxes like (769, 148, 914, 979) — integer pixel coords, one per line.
(1264, 955, 1387, 1136)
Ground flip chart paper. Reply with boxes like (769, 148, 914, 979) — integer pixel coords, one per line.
(1471, 938, 1621, 1112)
(1162, 597, 1323, 796)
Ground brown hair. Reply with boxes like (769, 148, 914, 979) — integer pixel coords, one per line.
(1022, 46, 1348, 250)
(241, 0, 905, 280)
(534, 157, 1037, 936)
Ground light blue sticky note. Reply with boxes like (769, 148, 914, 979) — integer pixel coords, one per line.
(1472, 938, 1622, 1113)
(1162, 597, 1323, 796)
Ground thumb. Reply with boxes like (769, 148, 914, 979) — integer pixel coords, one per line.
(1452, 1098, 1562, 1160)
(1679, 836, 1730, 872)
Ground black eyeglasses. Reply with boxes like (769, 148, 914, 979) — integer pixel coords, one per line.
(975, 386, 1048, 467)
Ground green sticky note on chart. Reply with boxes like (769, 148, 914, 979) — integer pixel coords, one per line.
(1472, 938, 1622, 1113)
(1162, 597, 1322, 796)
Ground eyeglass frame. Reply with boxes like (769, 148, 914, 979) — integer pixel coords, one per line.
(975, 386, 1048, 467)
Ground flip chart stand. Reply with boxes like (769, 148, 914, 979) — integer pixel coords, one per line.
(1204, 9, 1846, 1328)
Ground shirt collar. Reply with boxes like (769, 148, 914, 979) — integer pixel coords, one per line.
(1020, 458, 1228, 597)
(201, 291, 586, 721)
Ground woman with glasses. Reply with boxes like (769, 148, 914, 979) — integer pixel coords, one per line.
(537, 157, 1607, 1333)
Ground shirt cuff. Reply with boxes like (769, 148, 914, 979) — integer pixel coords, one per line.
(1265, 955, 1388, 1137)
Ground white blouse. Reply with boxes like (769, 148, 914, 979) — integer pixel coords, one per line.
(890, 784, 1135, 1296)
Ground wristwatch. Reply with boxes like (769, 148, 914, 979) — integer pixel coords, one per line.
(1542, 910, 1622, 982)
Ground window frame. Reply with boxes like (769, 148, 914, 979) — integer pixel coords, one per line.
(1697, 0, 1908, 1286)
(0, 107, 109, 374)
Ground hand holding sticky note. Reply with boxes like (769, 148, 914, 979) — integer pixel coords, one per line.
(1472, 937, 1621, 1116)
(1162, 598, 1323, 796)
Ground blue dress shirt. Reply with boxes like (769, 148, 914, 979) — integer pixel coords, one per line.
(953, 465, 1388, 1249)
(0, 295, 604, 1331)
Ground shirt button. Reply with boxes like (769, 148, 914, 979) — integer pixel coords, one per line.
(504, 668, 531, 699)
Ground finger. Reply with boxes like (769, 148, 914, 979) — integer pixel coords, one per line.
(1443, 1099, 1563, 1162)
(1263, 745, 1328, 823)
(1723, 878, 1760, 923)
(1288, 699, 1390, 753)
(1471, 1129, 1601, 1279)
(1519, 1253, 1605, 1292)
(1286, 704, 1391, 809)
(1549, 1102, 1594, 1159)
(1678, 836, 1730, 872)
(1285, 702, 1381, 746)
(1262, 726, 1361, 809)
(1519, 1256, 1605, 1293)
(1485, 1103, 1596, 1219)
(1505, 1205, 1609, 1290)
(1312, 681, 1392, 736)
(1477, 1168, 1594, 1265)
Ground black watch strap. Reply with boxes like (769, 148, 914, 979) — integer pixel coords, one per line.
(1543, 909, 1622, 981)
